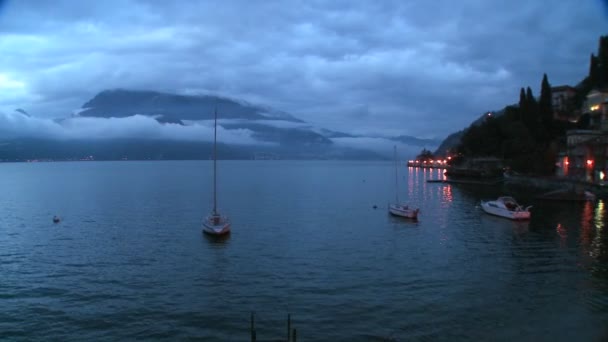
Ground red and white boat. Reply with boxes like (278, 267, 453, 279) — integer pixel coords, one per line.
(481, 196, 531, 220)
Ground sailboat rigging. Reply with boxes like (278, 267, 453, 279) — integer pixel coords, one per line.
(388, 146, 419, 219)
(202, 109, 231, 235)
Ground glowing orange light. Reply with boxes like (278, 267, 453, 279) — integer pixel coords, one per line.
(447, 156, 452, 160)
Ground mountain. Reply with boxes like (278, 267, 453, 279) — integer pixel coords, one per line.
(389, 135, 440, 147)
(0, 89, 437, 161)
(434, 107, 508, 156)
(0, 138, 381, 161)
(434, 130, 465, 156)
(79, 89, 303, 123)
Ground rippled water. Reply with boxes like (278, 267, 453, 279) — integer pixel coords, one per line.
(1, 161, 607, 341)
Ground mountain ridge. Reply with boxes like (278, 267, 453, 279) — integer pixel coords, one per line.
(0, 89, 439, 161)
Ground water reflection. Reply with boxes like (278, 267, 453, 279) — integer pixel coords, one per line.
(582, 200, 594, 232)
(441, 185, 453, 204)
(407, 167, 416, 199)
(556, 223, 568, 248)
(388, 214, 419, 227)
(203, 232, 231, 246)
(591, 200, 606, 263)
(595, 200, 605, 230)
(512, 220, 530, 237)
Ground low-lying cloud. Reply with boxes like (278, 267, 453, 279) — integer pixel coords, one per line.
(332, 136, 436, 159)
(0, 111, 266, 145)
(0, 1, 604, 140)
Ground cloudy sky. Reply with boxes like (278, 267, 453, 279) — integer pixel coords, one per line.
(0, 0, 606, 140)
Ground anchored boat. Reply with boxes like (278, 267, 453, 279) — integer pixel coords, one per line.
(202, 109, 231, 236)
(480, 196, 531, 220)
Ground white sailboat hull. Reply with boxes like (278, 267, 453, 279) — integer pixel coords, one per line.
(202, 215, 231, 235)
(480, 201, 531, 220)
(389, 204, 419, 219)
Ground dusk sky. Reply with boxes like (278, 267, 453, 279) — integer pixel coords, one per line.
(0, 0, 606, 140)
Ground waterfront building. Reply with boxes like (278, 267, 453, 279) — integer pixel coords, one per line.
(552, 85, 578, 121)
(564, 129, 608, 182)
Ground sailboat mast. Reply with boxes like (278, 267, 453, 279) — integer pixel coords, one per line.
(213, 109, 218, 215)
(394, 146, 399, 203)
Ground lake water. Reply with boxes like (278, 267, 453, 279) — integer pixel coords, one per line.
(1, 161, 607, 341)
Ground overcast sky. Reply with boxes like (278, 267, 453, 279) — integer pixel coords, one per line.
(0, 0, 606, 139)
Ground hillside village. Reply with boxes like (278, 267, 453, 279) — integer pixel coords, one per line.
(430, 35, 608, 186)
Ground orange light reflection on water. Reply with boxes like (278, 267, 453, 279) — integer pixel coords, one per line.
(442, 185, 453, 204)
(407, 166, 416, 199)
(580, 201, 594, 247)
(577, 199, 606, 261)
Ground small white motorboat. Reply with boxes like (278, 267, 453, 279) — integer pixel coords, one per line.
(389, 204, 420, 219)
(480, 196, 531, 220)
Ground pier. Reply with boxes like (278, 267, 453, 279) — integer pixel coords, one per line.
(407, 159, 448, 169)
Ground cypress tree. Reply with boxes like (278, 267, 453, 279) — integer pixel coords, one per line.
(599, 35, 608, 88)
(589, 53, 599, 88)
(519, 87, 527, 122)
(526, 87, 540, 139)
(519, 88, 526, 109)
(539, 73, 553, 127)
(526, 87, 537, 110)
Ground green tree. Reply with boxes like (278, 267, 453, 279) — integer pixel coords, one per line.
(589, 53, 599, 88)
(518, 87, 526, 121)
(416, 148, 434, 161)
(526, 87, 536, 109)
(598, 35, 608, 87)
(524, 86, 541, 139)
(539, 73, 553, 135)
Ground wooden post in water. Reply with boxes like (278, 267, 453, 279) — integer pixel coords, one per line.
(292, 328, 297, 342)
(286, 313, 291, 342)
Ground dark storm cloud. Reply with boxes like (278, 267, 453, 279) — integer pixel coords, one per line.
(0, 0, 605, 139)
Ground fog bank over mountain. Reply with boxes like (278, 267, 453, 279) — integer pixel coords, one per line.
(0, 89, 440, 160)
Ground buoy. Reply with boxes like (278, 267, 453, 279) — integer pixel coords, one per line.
(53, 216, 61, 223)
(372, 205, 377, 209)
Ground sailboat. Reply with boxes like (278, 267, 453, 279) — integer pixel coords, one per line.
(388, 146, 420, 219)
(202, 109, 231, 236)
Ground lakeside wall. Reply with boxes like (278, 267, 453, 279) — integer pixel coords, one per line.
(504, 174, 608, 196)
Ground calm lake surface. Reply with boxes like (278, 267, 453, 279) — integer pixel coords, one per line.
(1, 160, 607, 341)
